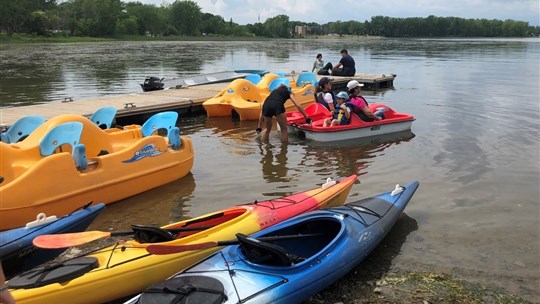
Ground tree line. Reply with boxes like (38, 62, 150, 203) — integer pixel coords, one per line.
(1, 0, 538, 38)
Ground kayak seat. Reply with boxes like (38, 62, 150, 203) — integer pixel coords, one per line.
(132, 225, 175, 243)
(7, 257, 98, 289)
(138, 276, 226, 304)
(237, 233, 302, 267)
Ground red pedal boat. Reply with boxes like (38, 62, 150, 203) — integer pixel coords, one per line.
(286, 102, 415, 142)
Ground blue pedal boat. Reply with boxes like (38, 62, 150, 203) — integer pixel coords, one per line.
(127, 180, 419, 304)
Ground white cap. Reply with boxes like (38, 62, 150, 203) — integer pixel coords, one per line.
(346, 80, 364, 90)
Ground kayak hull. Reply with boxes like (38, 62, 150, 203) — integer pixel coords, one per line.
(128, 180, 418, 304)
(0, 203, 105, 278)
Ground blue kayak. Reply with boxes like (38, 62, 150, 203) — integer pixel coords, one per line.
(127, 181, 419, 304)
(0, 203, 105, 278)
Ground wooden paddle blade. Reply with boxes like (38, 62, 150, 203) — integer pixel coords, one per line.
(33, 231, 112, 248)
(146, 241, 218, 255)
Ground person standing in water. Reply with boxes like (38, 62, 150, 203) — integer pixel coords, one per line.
(257, 83, 311, 143)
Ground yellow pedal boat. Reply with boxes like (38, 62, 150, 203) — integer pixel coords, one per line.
(203, 73, 316, 120)
(0, 111, 194, 230)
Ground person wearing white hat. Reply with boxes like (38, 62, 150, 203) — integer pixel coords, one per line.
(346, 80, 384, 122)
(323, 91, 352, 127)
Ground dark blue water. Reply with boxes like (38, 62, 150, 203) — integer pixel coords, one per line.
(1, 38, 538, 300)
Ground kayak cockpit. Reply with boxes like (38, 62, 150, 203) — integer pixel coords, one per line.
(238, 217, 342, 267)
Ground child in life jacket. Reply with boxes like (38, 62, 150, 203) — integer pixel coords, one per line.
(323, 91, 353, 127)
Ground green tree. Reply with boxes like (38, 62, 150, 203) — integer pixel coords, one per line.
(116, 15, 138, 35)
(263, 14, 290, 38)
(201, 13, 225, 35)
(0, 0, 56, 35)
(169, 0, 202, 36)
(125, 2, 166, 36)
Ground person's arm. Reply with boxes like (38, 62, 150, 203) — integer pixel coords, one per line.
(361, 106, 382, 120)
(0, 264, 15, 304)
(256, 111, 264, 132)
(324, 93, 336, 113)
(334, 62, 342, 69)
(290, 93, 309, 121)
(342, 104, 351, 119)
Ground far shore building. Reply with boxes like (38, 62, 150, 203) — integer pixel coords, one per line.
(294, 25, 312, 36)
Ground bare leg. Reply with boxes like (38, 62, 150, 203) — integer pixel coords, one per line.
(275, 113, 288, 143)
(261, 116, 273, 142)
(323, 118, 331, 127)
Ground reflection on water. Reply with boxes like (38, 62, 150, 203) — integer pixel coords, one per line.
(298, 130, 416, 179)
(88, 173, 197, 230)
(2, 38, 539, 300)
(259, 143, 290, 183)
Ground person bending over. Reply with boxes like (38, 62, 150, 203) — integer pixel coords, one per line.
(257, 84, 311, 143)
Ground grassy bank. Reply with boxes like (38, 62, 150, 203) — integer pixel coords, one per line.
(0, 33, 272, 43)
(305, 270, 532, 304)
(53, 239, 533, 304)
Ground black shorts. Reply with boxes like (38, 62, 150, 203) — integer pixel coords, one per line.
(262, 100, 285, 117)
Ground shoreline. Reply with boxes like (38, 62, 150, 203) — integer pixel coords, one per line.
(42, 218, 534, 304)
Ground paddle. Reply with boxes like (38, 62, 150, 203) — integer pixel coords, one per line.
(33, 225, 212, 249)
(146, 233, 326, 255)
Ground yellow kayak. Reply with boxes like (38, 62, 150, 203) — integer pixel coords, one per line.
(8, 175, 357, 304)
(0, 111, 194, 230)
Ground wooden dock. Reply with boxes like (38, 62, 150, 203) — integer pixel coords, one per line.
(0, 73, 395, 127)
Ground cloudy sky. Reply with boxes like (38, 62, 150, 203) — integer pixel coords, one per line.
(132, 0, 539, 26)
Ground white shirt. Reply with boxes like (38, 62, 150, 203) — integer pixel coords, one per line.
(322, 92, 333, 105)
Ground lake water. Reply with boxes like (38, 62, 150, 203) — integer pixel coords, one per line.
(1, 38, 539, 300)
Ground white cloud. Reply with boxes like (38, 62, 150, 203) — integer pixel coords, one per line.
(130, 0, 540, 25)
